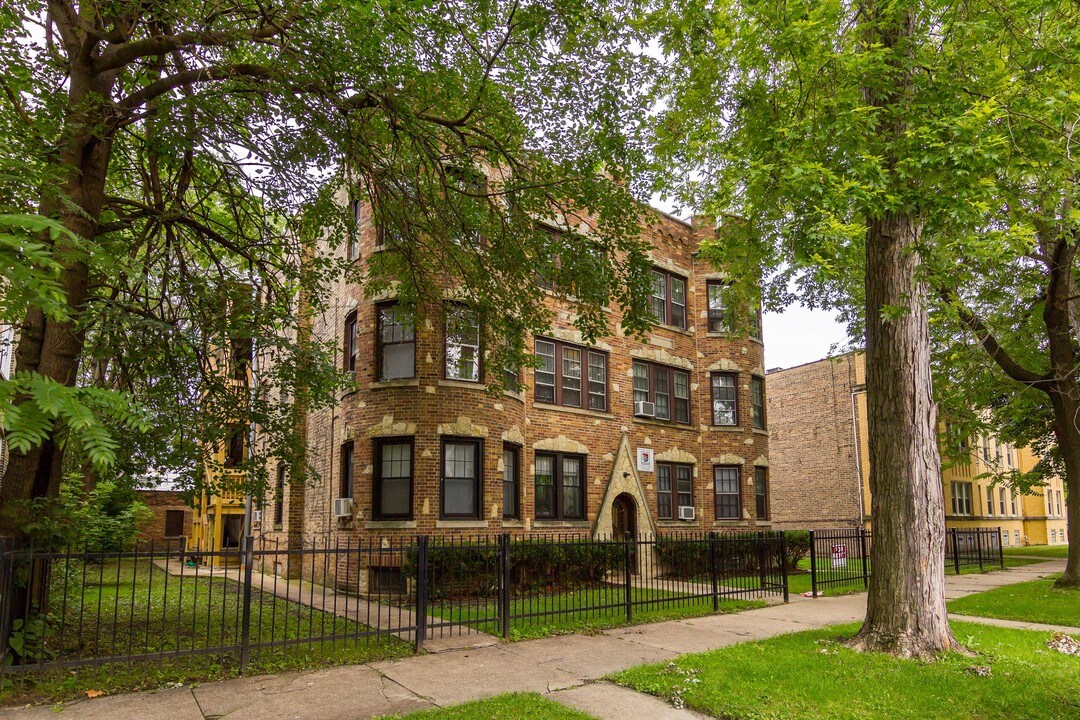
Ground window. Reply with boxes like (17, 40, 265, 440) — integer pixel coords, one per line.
(442, 438, 482, 518)
(754, 467, 769, 520)
(711, 372, 738, 426)
(750, 377, 766, 430)
(445, 305, 481, 381)
(225, 426, 245, 468)
(986, 488, 994, 516)
(340, 442, 355, 499)
(534, 338, 607, 411)
(750, 306, 763, 341)
(1003, 530, 1010, 546)
(649, 269, 688, 329)
(1014, 529, 1020, 545)
(164, 510, 185, 538)
(714, 466, 741, 520)
(1010, 492, 1017, 516)
(1051, 529, 1057, 543)
(376, 302, 415, 380)
(344, 310, 359, 373)
(273, 465, 285, 526)
(347, 199, 362, 261)
(1057, 490, 1063, 516)
(633, 360, 690, 423)
(999, 487, 1007, 515)
(657, 463, 693, 520)
(534, 452, 585, 520)
(706, 280, 732, 333)
(951, 482, 972, 515)
(503, 444, 520, 519)
(374, 438, 413, 519)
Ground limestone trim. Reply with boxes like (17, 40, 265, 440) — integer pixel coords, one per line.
(436, 416, 489, 437)
(592, 433, 658, 539)
(753, 455, 770, 467)
(368, 416, 417, 437)
(710, 454, 746, 465)
(533, 435, 589, 454)
(705, 358, 741, 372)
(655, 447, 698, 465)
(628, 347, 694, 370)
(501, 426, 526, 446)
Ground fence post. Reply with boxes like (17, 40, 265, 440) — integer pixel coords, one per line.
(859, 528, 869, 589)
(623, 532, 633, 624)
(757, 532, 767, 591)
(951, 528, 961, 575)
(499, 533, 511, 640)
(809, 530, 818, 598)
(779, 532, 789, 603)
(239, 534, 254, 673)
(709, 532, 719, 613)
(415, 536, 429, 653)
(998, 527, 1004, 568)
(975, 529, 984, 572)
(0, 537, 11, 687)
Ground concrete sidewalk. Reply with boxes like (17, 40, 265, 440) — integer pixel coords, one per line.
(0, 559, 1065, 720)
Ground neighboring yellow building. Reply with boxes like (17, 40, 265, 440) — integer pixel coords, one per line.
(770, 351, 1069, 547)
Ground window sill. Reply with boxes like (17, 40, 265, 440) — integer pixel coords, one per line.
(657, 520, 699, 528)
(365, 520, 417, 529)
(633, 416, 694, 430)
(751, 428, 769, 436)
(713, 520, 749, 527)
(704, 425, 744, 433)
(651, 323, 693, 336)
(502, 519, 526, 528)
(533, 520, 590, 528)
(435, 519, 489, 529)
(437, 378, 487, 390)
(371, 379, 419, 389)
(533, 402, 614, 420)
(503, 390, 526, 403)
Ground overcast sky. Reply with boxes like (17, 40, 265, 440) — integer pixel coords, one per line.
(761, 306, 853, 372)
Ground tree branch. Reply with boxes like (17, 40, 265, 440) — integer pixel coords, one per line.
(117, 64, 275, 110)
(95, 20, 294, 74)
(942, 288, 1050, 387)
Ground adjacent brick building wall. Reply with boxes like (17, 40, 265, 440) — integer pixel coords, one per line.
(136, 489, 193, 547)
(765, 354, 865, 529)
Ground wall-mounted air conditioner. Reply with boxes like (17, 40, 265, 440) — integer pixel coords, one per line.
(333, 497, 354, 518)
(678, 506, 696, 521)
(251, 510, 263, 523)
(634, 400, 656, 418)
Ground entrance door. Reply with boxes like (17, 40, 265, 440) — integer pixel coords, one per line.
(612, 494, 638, 573)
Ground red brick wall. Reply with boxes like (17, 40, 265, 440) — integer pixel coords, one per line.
(765, 354, 864, 529)
(136, 490, 193, 547)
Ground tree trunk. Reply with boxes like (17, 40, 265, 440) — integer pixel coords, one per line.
(848, 212, 958, 659)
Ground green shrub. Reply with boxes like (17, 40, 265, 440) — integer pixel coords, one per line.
(784, 531, 811, 570)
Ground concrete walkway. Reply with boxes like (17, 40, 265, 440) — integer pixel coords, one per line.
(1, 559, 1065, 720)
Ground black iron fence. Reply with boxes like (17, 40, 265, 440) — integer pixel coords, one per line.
(0, 531, 787, 686)
(805, 527, 1005, 596)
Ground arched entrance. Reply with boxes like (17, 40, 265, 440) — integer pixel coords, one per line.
(612, 493, 639, 574)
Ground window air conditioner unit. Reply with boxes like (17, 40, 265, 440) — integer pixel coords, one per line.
(251, 510, 262, 524)
(634, 400, 656, 418)
(333, 497, 354, 518)
(678, 506, 696, 521)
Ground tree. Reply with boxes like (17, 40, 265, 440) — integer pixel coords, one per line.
(0, 0, 658, 534)
(647, 0, 1020, 656)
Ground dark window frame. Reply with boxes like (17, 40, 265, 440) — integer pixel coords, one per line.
(750, 376, 766, 430)
(632, 360, 691, 424)
(649, 268, 688, 329)
(657, 462, 694, 520)
(444, 303, 483, 383)
(164, 510, 185, 538)
(346, 199, 362, 261)
(533, 337, 608, 411)
(273, 464, 285, 526)
(710, 372, 739, 427)
(534, 451, 586, 520)
(754, 466, 769, 520)
(503, 443, 521, 519)
(714, 465, 742, 520)
(440, 436, 483, 519)
(373, 436, 414, 520)
(344, 310, 359, 373)
(706, 279, 732, 333)
(375, 301, 417, 381)
(340, 441, 355, 499)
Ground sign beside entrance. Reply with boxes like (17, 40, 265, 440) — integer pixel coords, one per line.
(831, 544, 848, 568)
(636, 448, 654, 472)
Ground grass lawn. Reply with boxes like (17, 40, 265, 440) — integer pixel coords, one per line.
(612, 621, 1080, 719)
(1003, 545, 1068, 558)
(949, 574, 1080, 627)
(1, 559, 409, 705)
(378, 692, 596, 719)
(428, 586, 766, 641)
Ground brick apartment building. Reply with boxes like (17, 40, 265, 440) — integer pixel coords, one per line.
(252, 188, 772, 589)
(767, 352, 1069, 548)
